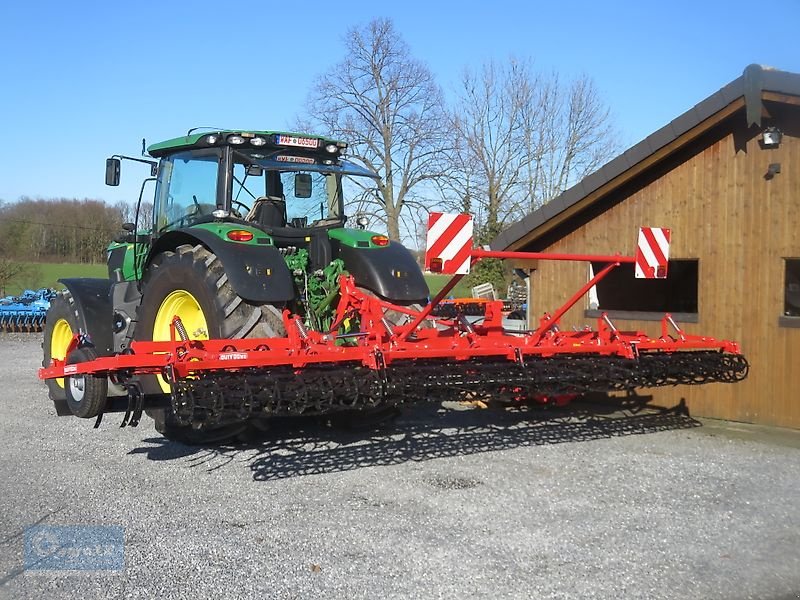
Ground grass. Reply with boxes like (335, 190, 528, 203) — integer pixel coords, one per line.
(4, 262, 107, 296)
(5, 261, 476, 300)
(424, 274, 474, 299)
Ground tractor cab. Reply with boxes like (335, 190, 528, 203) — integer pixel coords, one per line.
(143, 130, 378, 238)
(106, 130, 380, 266)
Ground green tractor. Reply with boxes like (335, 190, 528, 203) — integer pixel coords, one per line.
(43, 129, 429, 443)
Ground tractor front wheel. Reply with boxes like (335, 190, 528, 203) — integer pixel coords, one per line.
(135, 243, 285, 444)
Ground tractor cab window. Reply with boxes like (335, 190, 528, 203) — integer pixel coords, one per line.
(155, 152, 219, 232)
(231, 163, 343, 228)
(279, 171, 337, 226)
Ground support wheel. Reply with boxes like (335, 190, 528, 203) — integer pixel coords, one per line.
(64, 347, 108, 418)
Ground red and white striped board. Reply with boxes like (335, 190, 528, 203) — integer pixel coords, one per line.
(425, 212, 474, 274)
(634, 227, 671, 279)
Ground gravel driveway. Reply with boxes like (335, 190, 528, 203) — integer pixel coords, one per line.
(1, 333, 799, 599)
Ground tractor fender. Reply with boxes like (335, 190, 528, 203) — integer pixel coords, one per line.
(58, 278, 114, 355)
(149, 229, 295, 303)
(336, 241, 429, 303)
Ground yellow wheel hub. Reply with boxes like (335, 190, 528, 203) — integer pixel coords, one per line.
(51, 318, 73, 388)
(153, 290, 209, 392)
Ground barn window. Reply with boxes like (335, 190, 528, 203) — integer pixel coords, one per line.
(780, 259, 800, 328)
(585, 259, 699, 322)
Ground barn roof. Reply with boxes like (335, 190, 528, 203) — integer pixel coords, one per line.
(491, 64, 800, 251)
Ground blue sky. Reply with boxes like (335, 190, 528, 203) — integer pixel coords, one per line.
(1, 0, 798, 207)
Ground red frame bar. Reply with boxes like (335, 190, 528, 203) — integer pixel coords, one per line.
(471, 248, 636, 264)
(38, 245, 742, 383)
(531, 262, 620, 342)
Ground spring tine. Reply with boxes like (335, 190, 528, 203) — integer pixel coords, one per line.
(128, 385, 144, 428)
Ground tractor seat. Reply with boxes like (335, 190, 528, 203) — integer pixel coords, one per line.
(246, 197, 336, 269)
(248, 196, 287, 229)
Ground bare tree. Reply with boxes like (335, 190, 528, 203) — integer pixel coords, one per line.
(523, 73, 619, 210)
(0, 258, 39, 296)
(303, 18, 449, 242)
(115, 199, 154, 231)
(0, 257, 24, 296)
(443, 59, 619, 243)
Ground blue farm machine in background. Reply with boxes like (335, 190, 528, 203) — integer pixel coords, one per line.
(0, 289, 56, 332)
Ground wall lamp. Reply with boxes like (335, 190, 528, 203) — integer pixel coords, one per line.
(761, 126, 783, 148)
(765, 163, 781, 180)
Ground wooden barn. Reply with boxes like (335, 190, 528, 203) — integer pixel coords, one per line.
(492, 64, 800, 429)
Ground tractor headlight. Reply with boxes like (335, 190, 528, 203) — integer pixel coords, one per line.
(204, 134, 220, 144)
(325, 144, 338, 153)
(228, 135, 245, 145)
(250, 137, 266, 146)
(212, 209, 229, 219)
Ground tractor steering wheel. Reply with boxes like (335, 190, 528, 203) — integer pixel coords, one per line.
(231, 199, 249, 219)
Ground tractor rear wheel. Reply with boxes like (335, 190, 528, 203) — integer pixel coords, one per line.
(135, 243, 286, 444)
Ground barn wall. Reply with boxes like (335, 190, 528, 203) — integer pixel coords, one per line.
(524, 106, 800, 428)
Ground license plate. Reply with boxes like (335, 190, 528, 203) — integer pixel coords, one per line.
(275, 135, 319, 149)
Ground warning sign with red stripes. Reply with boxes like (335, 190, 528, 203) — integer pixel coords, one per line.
(635, 227, 671, 279)
(425, 212, 474, 274)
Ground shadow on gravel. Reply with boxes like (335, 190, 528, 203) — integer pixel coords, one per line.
(130, 395, 701, 480)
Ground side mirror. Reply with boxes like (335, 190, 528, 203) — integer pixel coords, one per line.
(122, 222, 135, 232)
(105, 158, 121, 186)
(294, 173, 312, 198)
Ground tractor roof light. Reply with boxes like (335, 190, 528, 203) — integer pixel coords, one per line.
(204, 134, 220, 145)
(228, 135, 246, 145)
(371, 235, 390, 247)
(325, 144, 338, 154)
(250, 136, 266, 146)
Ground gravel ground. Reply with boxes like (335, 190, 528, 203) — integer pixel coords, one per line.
(1, 333, 799, 600)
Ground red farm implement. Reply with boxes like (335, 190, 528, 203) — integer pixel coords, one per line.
(39, 214, 748, 437)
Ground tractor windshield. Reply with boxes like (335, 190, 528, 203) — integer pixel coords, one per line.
(152, 147, 379, 234)
(231, 154, 377, 228)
